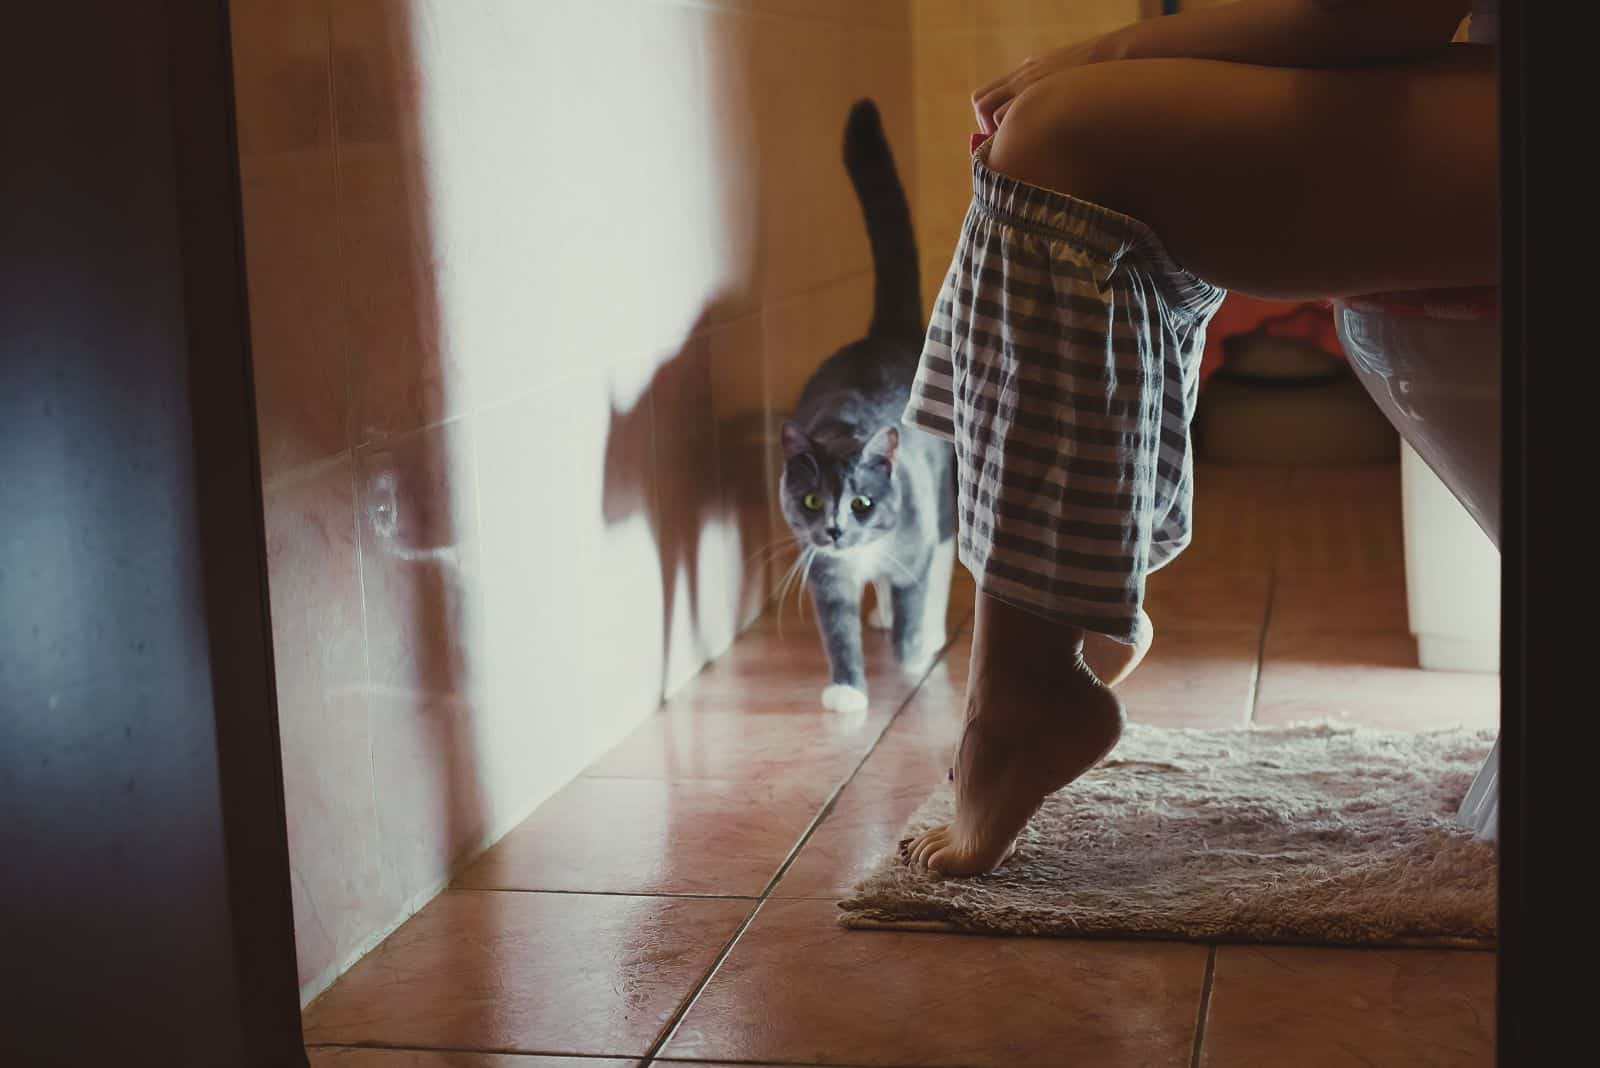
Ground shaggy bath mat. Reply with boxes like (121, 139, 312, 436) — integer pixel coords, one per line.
(839, 723, 1497, 948)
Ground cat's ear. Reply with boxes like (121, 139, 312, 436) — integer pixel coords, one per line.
(781, 421, 813, 458)
(863, 425, 899, 468)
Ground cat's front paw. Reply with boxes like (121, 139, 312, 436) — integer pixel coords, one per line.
(821, 684, 869, 713)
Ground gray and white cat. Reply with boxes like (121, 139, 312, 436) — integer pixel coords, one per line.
(779, 99, 956, 713)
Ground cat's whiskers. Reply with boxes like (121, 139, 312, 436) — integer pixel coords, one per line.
(773, 546, 813, 640)
(797, 545, 820, 622)
(744, 536, 802, 569)
(876, 547, 918, 584)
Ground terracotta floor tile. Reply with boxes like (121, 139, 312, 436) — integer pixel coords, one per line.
(309, 1051, 636, 1067)
(674, 611, 936, 715)
(453, 776, 829, 897)
(771, 704, 955, 899)
(1274, 465, 1407, 574)
(912, 631, 971, 706)
(582, 599, 952, 784)
(584, 702, 894, 783)
(661, 898, 1207, 1067)
(946, 565, 978, 624)
(1118, 628, 1262, 728)
(1201, 945, 1495, 1067)
(1270, 570, 1410, 634)
(1180, 464, 1292, 574)
(884, 683, 967, 746)
(1255, 630, 1498, 730)
(1145, 563, 1272, 631)
(301, 890, 748, 1057)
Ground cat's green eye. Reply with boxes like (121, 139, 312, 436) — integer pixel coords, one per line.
(851, 496, 873, 514)
(802, 493, 824, 512)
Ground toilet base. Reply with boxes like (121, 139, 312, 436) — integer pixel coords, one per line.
(1457, 735, 1499, 842)
(1418, 635, 1500, 673)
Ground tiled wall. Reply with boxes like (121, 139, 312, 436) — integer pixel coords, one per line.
(233, 0, 913, 1003)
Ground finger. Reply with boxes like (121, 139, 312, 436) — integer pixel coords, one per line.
(970, 71, 1011, 111)
(972, 63, 1026, 133)
(973, 84, 1013, 134)
(972, 94, 995, 134)
(993, 97, 1016, 127)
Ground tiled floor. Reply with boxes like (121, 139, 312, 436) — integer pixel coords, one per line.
(303, 464, 1498, 1067)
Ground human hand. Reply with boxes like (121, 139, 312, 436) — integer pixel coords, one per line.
(971, 29, 1129, 134)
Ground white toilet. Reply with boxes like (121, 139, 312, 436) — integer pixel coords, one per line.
(1333, 291, 1501, 842)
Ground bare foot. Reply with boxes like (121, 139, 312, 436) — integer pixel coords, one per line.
(1082, 609, 1153, 687)
(904, 594, 1125, 876)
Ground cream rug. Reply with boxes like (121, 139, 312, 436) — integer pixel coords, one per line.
(839, 723, 1497, 948)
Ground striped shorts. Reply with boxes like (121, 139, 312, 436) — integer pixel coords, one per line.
(903, 143, 1226, 645)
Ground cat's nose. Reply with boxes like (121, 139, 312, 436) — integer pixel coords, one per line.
(825, 525, 843, 542)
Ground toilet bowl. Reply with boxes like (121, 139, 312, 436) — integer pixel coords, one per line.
(1332, 289, 1501, 841)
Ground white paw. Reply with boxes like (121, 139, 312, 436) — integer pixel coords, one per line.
(821, 684, 869, 713)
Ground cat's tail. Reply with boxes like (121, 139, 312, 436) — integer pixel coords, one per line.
(843, 99, 922, 342)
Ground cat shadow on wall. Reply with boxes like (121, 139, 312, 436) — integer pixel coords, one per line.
(601, 305, 777, 714)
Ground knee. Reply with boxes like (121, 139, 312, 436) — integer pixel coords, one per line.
(985, 66, 1154, 220)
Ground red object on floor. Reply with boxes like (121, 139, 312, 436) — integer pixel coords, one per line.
(1200, 296, 1343, 384)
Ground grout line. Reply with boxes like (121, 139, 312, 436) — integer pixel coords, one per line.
(638, 613, 974, 1065)
(310, 1045, 936, 1068)
(445, 886, 760, 902)
(754, 617, 973, 901)
(1246, 570, 1277, 725)
(1189, 945, 1218, 1068)
(651, 1057, 944, 1068)
(639, 898, 771, 1065)
(307, 1042, 636, 1061)
(1246, 470, 1288, 724)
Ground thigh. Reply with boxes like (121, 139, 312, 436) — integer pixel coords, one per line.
(988, 47, 1498, 299)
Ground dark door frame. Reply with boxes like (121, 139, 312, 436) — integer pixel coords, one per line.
(3, 2, 305, 1064)
(1496, 0, 1523, 1061)
(169, 0, 309, 1060)
(1497, 0, 1569, 1063)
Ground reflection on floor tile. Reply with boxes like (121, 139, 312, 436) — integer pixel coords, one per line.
(772, 701, 953, 899)
(662, 898, 1208, 1067)
(301, 890, 747, 1057)
(454, 775, 829, 896)
(1201, 944, 1495, 1067)
(1255, 630, 1498, 730)
(1269, 570, 1410, 634)
(1119, 627, 1262, 728)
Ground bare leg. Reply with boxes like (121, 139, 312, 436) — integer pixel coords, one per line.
(988, 48, 1497, 300)
(903, 592, 1124, 875)
(905, 50, 1496, 877)
(1083, 610, 1153, 688)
